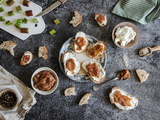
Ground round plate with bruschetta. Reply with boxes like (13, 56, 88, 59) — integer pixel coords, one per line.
(59, 32, 107, 82)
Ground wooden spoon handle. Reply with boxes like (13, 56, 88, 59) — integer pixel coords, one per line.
(151, 46, 160, 52)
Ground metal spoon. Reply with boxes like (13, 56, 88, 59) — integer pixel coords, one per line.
(93, 69, 131, 91)
(139, 46, 160, 57)
(93, 75, 119, 91)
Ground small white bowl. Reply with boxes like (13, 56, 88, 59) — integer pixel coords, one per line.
(31, 67, 59, 95)
(0, 88, 19, 111)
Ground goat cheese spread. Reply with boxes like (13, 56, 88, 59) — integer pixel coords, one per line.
(115, 26, 136, 46)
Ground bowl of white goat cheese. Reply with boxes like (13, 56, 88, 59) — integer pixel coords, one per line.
(112, 22, 139, 48)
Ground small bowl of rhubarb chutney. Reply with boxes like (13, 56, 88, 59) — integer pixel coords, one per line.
(31, 67, 59, 95)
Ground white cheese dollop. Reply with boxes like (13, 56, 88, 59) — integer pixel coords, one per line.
(115, 26, 137, 46)
(63, 52, 80, 76)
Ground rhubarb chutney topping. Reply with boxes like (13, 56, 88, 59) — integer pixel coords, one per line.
(23, 55, 30, 62)
(33, 71, 56, 91)
(89, 44, 103, 57)
(66, 59, 76, 74)
(114, 91, 132, 106)
(119, 69, 131, 80)
(86, 63, 100, 77)
(96, 13, 105, 24)
(75, 37, 86, 51)
(20, 55, 30, 65)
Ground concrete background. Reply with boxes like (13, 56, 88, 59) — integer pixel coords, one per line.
(0, 0, 160, 120)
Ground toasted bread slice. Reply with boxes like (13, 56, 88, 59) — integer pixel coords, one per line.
(109, 87, 138, 111)
(82, 61, 106, 84)
(136, 69, 149, 83)
(95, 13, 107, 27)
(38, 45, 48, 60)
(79, 93, 91, 106)
(88, 41, 106, 59)
(20, 51, 33, 66)
(62, 51, 80, 76)
(64, 87, 77, 96)
(0, 41, 17, 56)
(74, 31, 88, 53)
(69, 11, 82, 27)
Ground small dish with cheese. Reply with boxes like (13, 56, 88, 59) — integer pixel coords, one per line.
(112, 22, 139, 48)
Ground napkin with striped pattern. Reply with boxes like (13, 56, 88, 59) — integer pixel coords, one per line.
(112, 0, 160, 24)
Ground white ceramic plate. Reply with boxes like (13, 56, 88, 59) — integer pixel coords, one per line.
(0, 0, 45, 40)
(31, 67, 59, 95)
(59, 35, 107, 82)
(0, 85, 23, 112)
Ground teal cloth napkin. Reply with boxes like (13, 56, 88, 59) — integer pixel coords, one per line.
(112, 0, 160, 24)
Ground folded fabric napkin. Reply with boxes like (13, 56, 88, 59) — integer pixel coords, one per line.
(0, 65, 37, 120)
(112, 0, 160, 24)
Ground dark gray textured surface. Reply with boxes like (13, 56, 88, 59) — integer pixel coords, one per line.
(0, 0, 160, 120)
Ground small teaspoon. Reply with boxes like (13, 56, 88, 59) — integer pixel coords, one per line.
(93, 69, 131, 91)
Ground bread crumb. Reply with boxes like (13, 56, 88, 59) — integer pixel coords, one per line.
(69, 11, 82, 27)
(64, 87, 77, 96)
(136, 69, 149, 83)
(38, 45, 48, 60)
(0, 41, 17, 56)
(122, 54, 128, 68)
(79, 93, 91, 106)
